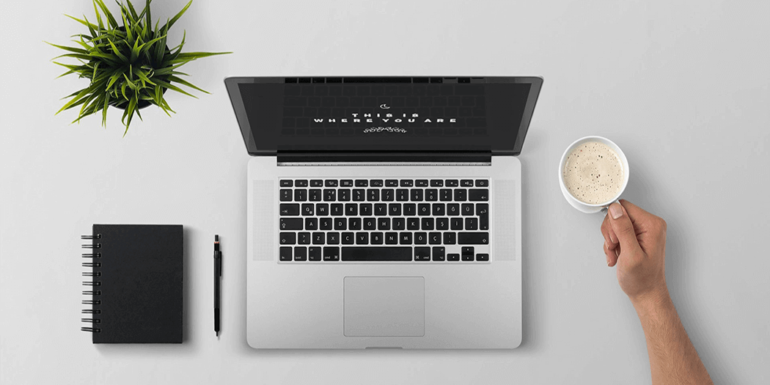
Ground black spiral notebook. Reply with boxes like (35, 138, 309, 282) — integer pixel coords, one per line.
(81, 224, 183, 343)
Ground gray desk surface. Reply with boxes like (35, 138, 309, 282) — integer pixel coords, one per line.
(1, 0, 768, 384)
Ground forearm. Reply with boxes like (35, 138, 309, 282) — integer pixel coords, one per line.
(632, 288, 712, 385)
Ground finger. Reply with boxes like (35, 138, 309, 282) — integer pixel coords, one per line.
(603, 242, 615, 266)
(601, 214, 619, 246)
(617, 199, 648, 227)
(608, 201, 642, 255)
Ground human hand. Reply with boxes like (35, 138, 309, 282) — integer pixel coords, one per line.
(600, 200, 669, 305)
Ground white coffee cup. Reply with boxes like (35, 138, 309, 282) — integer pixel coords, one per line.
(558, 136, 630, 214)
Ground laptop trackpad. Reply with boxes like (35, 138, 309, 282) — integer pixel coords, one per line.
(344, 277, 425, 337)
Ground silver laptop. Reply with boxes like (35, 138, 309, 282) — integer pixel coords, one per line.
(225, 76, 543, 349)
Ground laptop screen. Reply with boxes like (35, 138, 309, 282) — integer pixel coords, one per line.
(225, 77, 542, 156)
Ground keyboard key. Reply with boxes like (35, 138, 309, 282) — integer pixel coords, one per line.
(382, 189, 394, 201)
(340, 179, 353, 187)
(360, 203, 373, 216)
(342, 232, 355, 245)
(302, 204, 314, 216)
(294, 247, 307, 261)
(371, 232, 383, 244)
(400, 179, 414, 187)
(320, 217, 332, 230)
(451, 218, 463, 230)
(459, 232, 489, 245)
(446, 179, 459, 187)
(349, 217, 361, 230)
(416, 179, 429, 187)
(352, 189, 365, 201)
(385, 232, 398, 244)
(385, 179, 399, 187)
(430, 180, 444, 187)
(363, 217, 376, 230)
(429, 232, 441, 244)
(396, 189, 409, 201)
(454, 189, 467, 201)
(317, 204, 329, 216)
(476, 253, 489, 261)
(462, 203, 474, 216)
(295, 180, 308, 187)
(308, 247, 322, 261)
(309, 189, 322, 201)
(461, 179, 474, 187)
(436, 217, 449, 230)
(280, 204, 299, 216)
(418, 203, 431, 216)
(280, 189, 292, 201)
(392, 217, 405, 230)
(465, 218, 478, 230)
(462, 246, 475, 261)
(475, 180, 489, 187)
(370, 180, 384, 187)
(356, 232, 369, 245)
(400, 232, 412, 245)
(294, 189, 307, 202)
(388, 203, 402, 216)
(375, 203, 387, 216)
(422, 218, 435, 230)
(338, 189, 351, 201)
(280, 218, 303, 230)
(378, 218, 391, 230)
(415, 232, 427, 244)
(280, 247, 292, 261)
(342, 247, 411, 261)
(325, 180, 338, 187)
(432, 203, 445, 216)
(327, 232, 340, 244)
(334, 218, 347, 230)
(407, 217, 420, 230)
(367, 189, 380, 201)
(469, 189, 489, 201)
(355, 179, 368, 187)
(440, 189, 452, 201)
(447, 253, 460, 261)
(410, 189, 423, 201)
(324, 189, 336, 201)
(280, 180, 293, 187)
(298, 232, 311, 244)
(443, 232, 456, 244)
(305, 218, 318, 230)
(331, 204, 343, 216)
(447, 203, 459, 216)
(323, 247, 340, 261)
(425, 189, 438, 201)
(280, 232, 296, 245)
(415, 247, 431, 261)
(310, 179, 323, 187)
(404, 203, 416, 216)
(313, 232, 325, 244)
(345, 203, 358, 216)
(432, 247, 446, 261)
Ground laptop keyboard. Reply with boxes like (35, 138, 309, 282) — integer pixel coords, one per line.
(278, 178, 491, 262)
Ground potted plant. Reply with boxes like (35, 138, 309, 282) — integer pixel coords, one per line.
(49, 0, 230, 134)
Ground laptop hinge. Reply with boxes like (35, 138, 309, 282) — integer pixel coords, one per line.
(276, 151, 491, 163)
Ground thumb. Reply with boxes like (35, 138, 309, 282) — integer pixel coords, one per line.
(607, 202, 642, 255)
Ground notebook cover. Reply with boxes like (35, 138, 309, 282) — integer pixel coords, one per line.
(91, 224, 183, 343)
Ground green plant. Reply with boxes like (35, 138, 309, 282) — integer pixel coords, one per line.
(48, 0, 230, 134)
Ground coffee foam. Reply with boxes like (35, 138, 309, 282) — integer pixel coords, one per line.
(562, 141, 623, 204)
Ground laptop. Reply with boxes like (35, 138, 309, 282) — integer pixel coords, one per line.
(225, 76, 543, 349)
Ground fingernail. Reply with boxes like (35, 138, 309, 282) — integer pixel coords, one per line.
(609, 202, 623, 219)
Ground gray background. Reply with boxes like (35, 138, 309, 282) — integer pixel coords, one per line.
(1, 0, 768, 384)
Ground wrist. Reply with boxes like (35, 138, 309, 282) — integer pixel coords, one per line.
(630, 284, 671, 315)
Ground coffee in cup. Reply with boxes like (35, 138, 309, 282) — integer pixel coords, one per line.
(562, 141, 624, 204)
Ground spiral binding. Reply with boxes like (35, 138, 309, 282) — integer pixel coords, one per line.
(82, 232, 102, 333)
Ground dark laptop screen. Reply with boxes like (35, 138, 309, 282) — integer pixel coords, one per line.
(225, 77, 542, 156)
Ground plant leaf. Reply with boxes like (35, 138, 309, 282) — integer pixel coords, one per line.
(168, 75, 209, 94)
(45, 41, 89, 54)
(160, 0, 192, 32)
(93, 0, 119, 29)
(107, 39, 129, 63)
(153, 79, 197, 98)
